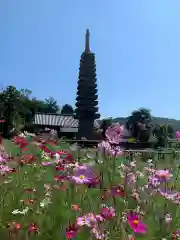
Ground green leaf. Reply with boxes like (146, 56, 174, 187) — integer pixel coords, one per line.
(117, 157, 127, 164)
(27, 136, 32, 142)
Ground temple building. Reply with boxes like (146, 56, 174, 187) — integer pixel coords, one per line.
(34, 112, 99, 138)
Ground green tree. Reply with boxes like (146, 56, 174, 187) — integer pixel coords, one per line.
(0, 86, 22, 136)
(0, 86, 60, 136)
(166, 124, 175, 138)
(153, 124, 174, 148)
(61, 104, 74, 115)
(126, 108, 152, 141)
(44, 97, 59, 113)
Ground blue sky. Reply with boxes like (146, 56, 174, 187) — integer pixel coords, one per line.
(0, 1, 180, 119)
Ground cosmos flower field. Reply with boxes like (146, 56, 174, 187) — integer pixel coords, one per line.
(0, 123, 180, 239)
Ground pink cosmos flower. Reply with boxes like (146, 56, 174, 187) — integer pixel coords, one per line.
(155, 169, 172, 180)
(91, 227, 105, 239)
(0, 156, 8, 163)
(76, 213, 98, 228)
(158, 188, 180, 202)
(148, 175, 160, 187)
(41, 160, 59, 166)
(98, 140, 123, 157)
(70, 165, 98, 185)
(105, 123, 124, 144)
(95, 214, 105, 222)
(127, 213, 147, 234)
(127, 173, 137, 185)
(76, 213, 105, 239)
(108, 145, 123, 156)
(0, 165, 14, 175)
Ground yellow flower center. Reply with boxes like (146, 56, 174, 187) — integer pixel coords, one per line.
(79, 175, 85, 179)
(133, 220, 138, 225)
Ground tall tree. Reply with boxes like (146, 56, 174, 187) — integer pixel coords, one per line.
(0, 85, 60, 135)
(153, 124, 174, 147)
(61, 104, 74, 115)
(166, 124, 175, 138)
(0, 86, 22, 136)
(126, 108, 152, 141)
(45, 97, 59, 113)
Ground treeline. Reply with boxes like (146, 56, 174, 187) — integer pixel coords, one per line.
(0, 85, 74, 137)
(0, 85, 177, 147)
(101, 108, 175, 148)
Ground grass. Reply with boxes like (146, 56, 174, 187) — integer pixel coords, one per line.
(0, 137, 180, 239)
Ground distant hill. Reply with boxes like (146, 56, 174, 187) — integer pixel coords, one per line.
(111, 117, 180, 130)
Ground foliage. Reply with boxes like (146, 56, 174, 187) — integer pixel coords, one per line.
(126, 108, 152, 142)
(153, 124, 175, 148)
(44, 97, 59, 114)
(113, 115, 179, 133)
(61, 104, 74, 115)
(109, 108, 176, 147)
(0, 125, 180, 239)
(0, 85, 178, 145)
(0, 85, 73, 136)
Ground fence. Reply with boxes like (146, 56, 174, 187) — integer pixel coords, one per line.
(124, 149, 180, 161)
(63, 139, 180, 161)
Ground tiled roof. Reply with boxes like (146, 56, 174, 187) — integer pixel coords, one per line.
(34, 113, 99, 128)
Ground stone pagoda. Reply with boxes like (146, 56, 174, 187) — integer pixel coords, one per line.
(75, 29, 100, 140)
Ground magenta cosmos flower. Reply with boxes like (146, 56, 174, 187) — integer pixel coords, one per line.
(69, 165, 98, 185)
(100, 205, 116, 220)
(111, 185, 125, 197)
(127, 213, 147, 234)
(66, 224, 78, 239)
(176, 130, 180, 140)
(105, 123, 124, 144)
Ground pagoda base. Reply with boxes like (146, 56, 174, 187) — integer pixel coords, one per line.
(76, 118, 96, 140)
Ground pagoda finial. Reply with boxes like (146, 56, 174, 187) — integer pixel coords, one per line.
(85, 29, 90, 52)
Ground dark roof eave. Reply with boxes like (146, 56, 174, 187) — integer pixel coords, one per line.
(35, 112, 75, 116)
